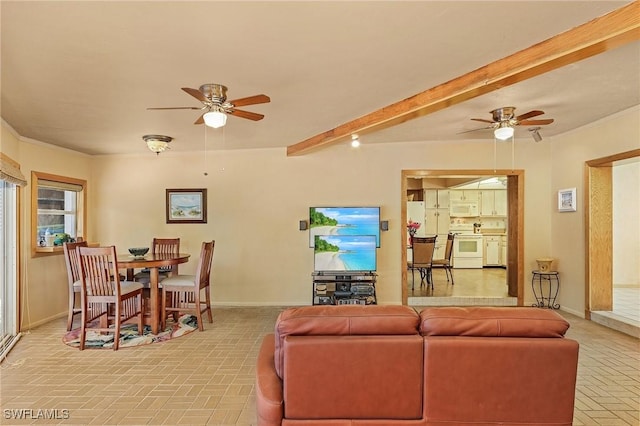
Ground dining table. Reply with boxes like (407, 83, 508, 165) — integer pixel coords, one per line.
(116, 252, 190, 334)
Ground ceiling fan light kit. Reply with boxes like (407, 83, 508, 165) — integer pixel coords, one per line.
(494, 124, 514, 141)
(143, 134, 173, 155)
(203, 108, 227, 128)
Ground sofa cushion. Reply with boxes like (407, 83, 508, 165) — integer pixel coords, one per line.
(283, 335, 424, 420)
(419, 306, 569, 338)
(274, 305, 420, 378)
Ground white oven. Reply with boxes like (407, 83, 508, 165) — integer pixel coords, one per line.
(453, 233, 483, 268)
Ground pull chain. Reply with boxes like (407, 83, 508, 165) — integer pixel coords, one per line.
(203, 124, 208, 176)
(493, 136, 497, 173)
(511, 134, 515, 171)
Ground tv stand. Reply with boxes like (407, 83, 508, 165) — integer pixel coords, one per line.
(312, 271, 377, 305)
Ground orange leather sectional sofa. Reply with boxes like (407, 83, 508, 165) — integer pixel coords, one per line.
(256, 305, 579, 425)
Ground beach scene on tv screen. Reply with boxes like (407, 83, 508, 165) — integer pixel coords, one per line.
(314, 235, 377, 272)
(309, 207, 380, 247)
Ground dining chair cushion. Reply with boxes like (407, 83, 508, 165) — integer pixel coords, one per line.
(134, 271, 169, 286)
(84, 281, 143, 296)
(161, 275, 196, 287)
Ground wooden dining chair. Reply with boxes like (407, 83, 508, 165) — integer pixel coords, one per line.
(63, 240, 88, 331)
(78, 246, 144, 350)
(161, 240, 215, 331)
(431, 233, 455, 285)
(408, 236, 437, 290)
(133, 237, 181, 284)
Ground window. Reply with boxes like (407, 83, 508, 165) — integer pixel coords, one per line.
(31, 172, 86, 256)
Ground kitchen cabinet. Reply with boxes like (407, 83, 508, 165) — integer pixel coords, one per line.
(449, 189, 479, 202)
(501, 236, 507, 267)
(424, 189, 449, 209)
(483, 236, 501, 266)
(424, 208, 450, 235)
(480, 190, 507, 216)
(424, 190, 450, 235)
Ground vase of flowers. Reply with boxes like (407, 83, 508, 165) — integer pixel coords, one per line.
(407, 220, 421, 245)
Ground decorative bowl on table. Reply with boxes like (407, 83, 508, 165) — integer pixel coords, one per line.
(128, 247, 149, 258)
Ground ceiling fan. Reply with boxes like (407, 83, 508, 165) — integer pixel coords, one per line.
(148, 84, 270, 128)
(464, 107, 554, 140)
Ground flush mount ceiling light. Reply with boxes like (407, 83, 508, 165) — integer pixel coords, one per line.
(143, 134, 173, 155)
(203, 106, 228, 128)
(351, 134, 360, 148)
(494, 123, 515, 140)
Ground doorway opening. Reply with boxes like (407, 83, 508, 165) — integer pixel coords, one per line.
(585, 149, 639, 337)
(401, 169, 524, 306)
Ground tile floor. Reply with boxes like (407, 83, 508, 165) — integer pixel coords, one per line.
(591, 286, 640, 338)
(612, 286, 640, 323)
(1, 305, 639, 425)
(407, 267, 517, 307)
(409, 269, 640, 338)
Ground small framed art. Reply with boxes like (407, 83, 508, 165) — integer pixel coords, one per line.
(166, 188, 207, 223)
(558, 188, 577, 212)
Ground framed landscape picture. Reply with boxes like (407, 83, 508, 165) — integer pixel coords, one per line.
(557, 188, 577, 212)
(166, 188, 207, 223)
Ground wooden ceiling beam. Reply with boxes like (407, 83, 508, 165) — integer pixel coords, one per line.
(286, 1, 640, 156)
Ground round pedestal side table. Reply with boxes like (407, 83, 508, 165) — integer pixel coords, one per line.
(531, 271, 560, 309)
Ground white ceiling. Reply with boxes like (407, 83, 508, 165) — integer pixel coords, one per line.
(2, 1, 638, 156)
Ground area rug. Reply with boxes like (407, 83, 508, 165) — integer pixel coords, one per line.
(62, 315, 198, 349)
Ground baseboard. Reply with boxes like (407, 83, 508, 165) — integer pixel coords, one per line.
(559, 306, 584, 318)
(20, 311, 66, 331)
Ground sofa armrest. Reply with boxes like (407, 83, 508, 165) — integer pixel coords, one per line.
(255, 334, 283, 426)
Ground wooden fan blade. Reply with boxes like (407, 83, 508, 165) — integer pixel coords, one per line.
(228, 109, 264, 121)
(471, 118, 495, 124)
(194, 113, 205, 125)
(182, 87, 208, 103)
(458, 126, 493, 134)
(228, 94, 271, 107)
(515, 110, 544, 121)
(147, 106, 201, 110)
(518, 118, 554, 126)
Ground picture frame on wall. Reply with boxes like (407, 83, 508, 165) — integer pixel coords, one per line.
(166, 188, 207, 223)
(558, 188, 577, 212)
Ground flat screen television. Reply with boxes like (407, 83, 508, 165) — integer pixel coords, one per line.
(309, 207, 380, 247)
(314, 235, 377, 273)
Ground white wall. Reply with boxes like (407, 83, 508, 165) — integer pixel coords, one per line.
(550, 107, 640, 316)
(1, 124, 93, 328)
(613, 161, 640, 285)
(4, 106, 637, 325)
(89, 135, 557, 307)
